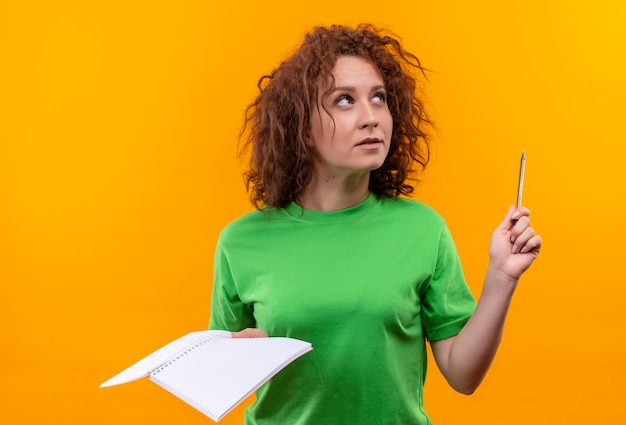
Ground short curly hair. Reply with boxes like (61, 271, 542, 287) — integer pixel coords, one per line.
(240, 24, 432, 209)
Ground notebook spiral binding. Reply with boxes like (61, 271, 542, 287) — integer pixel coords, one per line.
(150, 333, 229, 376)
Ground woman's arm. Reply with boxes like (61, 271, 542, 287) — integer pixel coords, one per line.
(431, 206, 542, 394)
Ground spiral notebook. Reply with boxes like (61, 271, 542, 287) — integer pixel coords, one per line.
(100, 330, 312, 422)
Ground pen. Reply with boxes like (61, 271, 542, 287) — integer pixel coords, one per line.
(516, 151, 526, 208)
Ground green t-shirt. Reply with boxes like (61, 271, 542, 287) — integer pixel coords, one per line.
(209, 194, 476, 425)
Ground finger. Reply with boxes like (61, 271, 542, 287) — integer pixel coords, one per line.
(497, 205, 516, 231)
(232, 328, 268, 338)
(512, 206, 531, 221)
(512, 227, 537, 254)
(519, 234, 542, 254)
(497, 205, 531, 231)
(510, 216, 530, 244)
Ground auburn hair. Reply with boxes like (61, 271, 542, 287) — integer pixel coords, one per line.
(240, 24, 432, 209)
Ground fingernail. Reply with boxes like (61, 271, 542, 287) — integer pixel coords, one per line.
(512, 211, 520, 220)
(520, 246, 528, 253)
(510, 236, 516, 244)
(512, 244, 519, 254)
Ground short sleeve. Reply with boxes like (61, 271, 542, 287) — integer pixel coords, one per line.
(421, 224, 476, 341)
(208, 235, 256, 331)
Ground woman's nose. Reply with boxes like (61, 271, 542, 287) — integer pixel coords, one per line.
(359, 104, 379, 128)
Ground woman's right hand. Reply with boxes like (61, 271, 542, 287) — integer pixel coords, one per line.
(232, 328, 268, 338)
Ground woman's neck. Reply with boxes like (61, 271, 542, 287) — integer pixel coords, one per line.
(298, 170, 371, 211)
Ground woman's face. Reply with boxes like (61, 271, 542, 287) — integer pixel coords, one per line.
(309, 56, 393, 179)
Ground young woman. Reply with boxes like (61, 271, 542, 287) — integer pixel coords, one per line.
(209, 24, 542, 424)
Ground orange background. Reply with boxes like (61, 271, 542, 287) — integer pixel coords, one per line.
(2, 1, 625, 424)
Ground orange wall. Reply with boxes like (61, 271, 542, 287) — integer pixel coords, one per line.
(2, 1, 625, 424)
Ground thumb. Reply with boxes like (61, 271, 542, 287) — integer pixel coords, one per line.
(232, 328, 268, 338)
(497, 205, 516, 232)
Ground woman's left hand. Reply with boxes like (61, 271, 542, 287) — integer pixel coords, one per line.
(232, 328, 268, 338)
(489, 205, 542, 281)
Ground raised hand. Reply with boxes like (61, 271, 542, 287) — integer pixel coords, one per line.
(488, 205, 542, 281)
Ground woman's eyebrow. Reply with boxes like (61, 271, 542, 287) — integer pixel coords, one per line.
(332, 86, 356, 92)
(332, 84, 386, 92)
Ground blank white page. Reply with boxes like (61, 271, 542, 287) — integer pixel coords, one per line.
(100, 330, 231, 388)
(148, 337, 312, 422)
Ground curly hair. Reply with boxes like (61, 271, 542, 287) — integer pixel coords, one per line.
(240, 24, 432, 209)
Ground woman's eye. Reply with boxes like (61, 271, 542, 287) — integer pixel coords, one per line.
(335, 95, 352, 106)
(373, 92, 387, 103)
